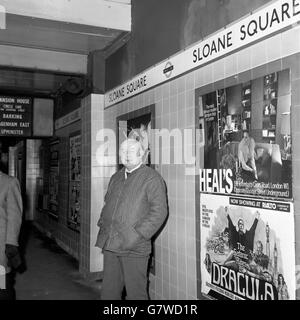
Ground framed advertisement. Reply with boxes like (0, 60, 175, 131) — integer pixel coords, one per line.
(48, 138, 60, 219)
(200, 193, 295, 300)
(68, 132, 81, 232)
(116, 104, 156, 274)
(196, 69, 292, 200)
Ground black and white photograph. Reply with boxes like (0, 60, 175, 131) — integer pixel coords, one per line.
(0, 0, 300, 314)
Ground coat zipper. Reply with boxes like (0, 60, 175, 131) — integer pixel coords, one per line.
(106, 177, 126, 249)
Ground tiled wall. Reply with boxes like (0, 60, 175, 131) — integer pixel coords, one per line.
(35, 95, 110, 276)
(79, 96, 91, 275)
(104, 77, 198, 300)
(80, 94, 112, 277)
(26, 140, 42, 220)
(34, 94, 113, 278)
(103, 25, 300, 300)
(35, 121, 81, 260)
(191, 26, 300, 300)
(31, 25, 300, 298)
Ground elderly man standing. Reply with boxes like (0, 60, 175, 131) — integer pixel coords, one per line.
(0, 169, 23, 300)
(96, 138, 168, 300)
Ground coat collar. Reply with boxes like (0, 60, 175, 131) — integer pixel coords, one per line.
(121, 163, 146, 179)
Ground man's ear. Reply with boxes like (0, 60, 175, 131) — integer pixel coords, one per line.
(138, 147, 145, 158)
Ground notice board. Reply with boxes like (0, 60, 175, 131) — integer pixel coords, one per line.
(0, 96, 32, 137)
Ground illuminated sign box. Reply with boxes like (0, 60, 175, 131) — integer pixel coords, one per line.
(0, 96, 32, 137)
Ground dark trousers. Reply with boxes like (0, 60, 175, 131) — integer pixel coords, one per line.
(0, 272, 16, 300)
(101, 250, 149, 300)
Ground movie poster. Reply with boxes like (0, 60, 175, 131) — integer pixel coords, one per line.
(197, 69, 292, 199)
(68, 181, 80, 230)
(68, 132, 81, 231)
(200, 193, 295, 300)
(69, 133, 81, 181)
(48, 139, 59, 218)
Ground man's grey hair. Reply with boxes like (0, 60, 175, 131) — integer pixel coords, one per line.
(120, 138, 145, 155)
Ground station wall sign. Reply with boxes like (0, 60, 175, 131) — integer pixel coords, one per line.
(0, 96, 32, 137)
(105, 0, 300, 107)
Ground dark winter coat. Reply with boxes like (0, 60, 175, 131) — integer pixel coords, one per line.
(95, 165, 168, 256)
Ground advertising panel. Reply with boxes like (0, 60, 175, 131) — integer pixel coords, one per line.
(197, 69, 292, 199)
(68, 132, 81, 232)
(200, 193, 295, 300)
(48, 139, 60, 219)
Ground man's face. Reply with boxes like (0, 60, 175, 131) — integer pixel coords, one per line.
(238, 219, 244, 232)
(226, 117, 231, 127)
(120, 141, 142, 170)
(243, 132, 249, 142)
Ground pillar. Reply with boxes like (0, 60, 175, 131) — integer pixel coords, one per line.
(79, 93, 115, 278)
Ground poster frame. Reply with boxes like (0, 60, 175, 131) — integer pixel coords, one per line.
(196, 69, 293, 201)
(48, 138, 60, 220)
(67, 131, 81, 232)
(200, 193, 295, 300)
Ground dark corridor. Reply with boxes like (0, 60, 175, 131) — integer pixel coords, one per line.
(14, 223, 101, 300)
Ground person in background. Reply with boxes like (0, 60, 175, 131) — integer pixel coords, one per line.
(96, 138, 168, 300)
(204, 253, 212, 274)
(226, 209, 260, 254)
(0, 167, 23, 300)
(238, 129, 258, 181)
(247, 240, 269, 277)
(277, 273, 289, 300)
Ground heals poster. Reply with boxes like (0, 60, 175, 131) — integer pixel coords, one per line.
(200, 193, 295, 300)
(197, 69, 292, 199)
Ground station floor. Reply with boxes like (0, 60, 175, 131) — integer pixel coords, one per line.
(14, 223, 102, 300)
